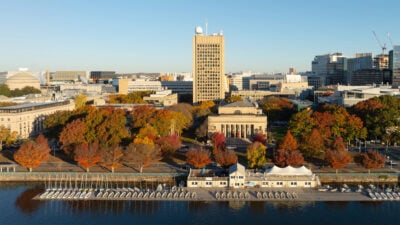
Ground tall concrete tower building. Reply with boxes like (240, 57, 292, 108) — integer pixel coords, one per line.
(192, 26, 225, 104)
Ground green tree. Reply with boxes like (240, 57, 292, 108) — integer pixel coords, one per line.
(0, 84, 11, 97)
(288, 109, 315, 140)
(246, 141, 267, 168)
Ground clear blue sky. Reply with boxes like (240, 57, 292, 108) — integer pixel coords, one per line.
(1, 0, 399, 73)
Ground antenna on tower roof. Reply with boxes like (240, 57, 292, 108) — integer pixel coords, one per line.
(205, 20, 208, 35)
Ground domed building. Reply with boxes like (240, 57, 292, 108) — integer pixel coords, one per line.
(5, 72, 40, 90)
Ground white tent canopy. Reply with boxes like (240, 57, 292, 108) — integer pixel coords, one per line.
(266, 165, 312, 176)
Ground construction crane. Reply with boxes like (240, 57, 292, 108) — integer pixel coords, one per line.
(387, 32, 394, 48)
(372, 31, 387, 55)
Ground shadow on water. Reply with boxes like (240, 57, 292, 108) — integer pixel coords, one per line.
(15, 188, 45, 214)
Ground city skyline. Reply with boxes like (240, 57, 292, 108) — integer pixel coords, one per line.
(1, 0, 400, 73)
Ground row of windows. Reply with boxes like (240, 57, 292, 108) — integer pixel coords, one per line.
(230, 176, 244, 179)
(191, 181, 227, 185)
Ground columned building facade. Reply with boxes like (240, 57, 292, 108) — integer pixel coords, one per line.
(192, 26, 225, 104)
(207, 101, 267, 138)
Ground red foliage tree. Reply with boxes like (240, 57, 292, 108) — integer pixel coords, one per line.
(324, 137, 350, 173)
(156, 134, 182, 158)
(358, 150, 386, 172)
(212, 132, 226, 154)
(186, 146, 211, 168)
(214, 149, 238, 168)
(14, 134, 51, 172)
(74, 142, 101, 172)
(252, 133, 266, 144)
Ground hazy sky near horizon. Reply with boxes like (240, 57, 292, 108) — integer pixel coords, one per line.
(1, 0, 400, 73)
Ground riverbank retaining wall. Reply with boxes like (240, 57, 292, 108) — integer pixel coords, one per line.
(0, 172, 187, 183)
(317, 172, 399, 183)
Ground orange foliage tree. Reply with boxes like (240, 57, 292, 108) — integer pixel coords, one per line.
(100, 145, 124, 173)
(214, 149, 238, 168)
(358, 150, 386, 173)
(156, 134, 182, 158)
(324, 137, 351, 173)
(14, 134, 51, 172)
(123, 143, 162, 173)
(186, 146, 211, 169)
(301, 128, 325, 158)
(59, 119, 87, 156)
(131, 105, 157, 129)
(246, 141, 267, 168)
(274, 130, 304, 167)
(74, 142, 101, 172)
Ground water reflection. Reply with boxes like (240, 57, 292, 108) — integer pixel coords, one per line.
(60, 200, 162, 215)
(269, 201, 314, 211)
(324, 201, 350, 209)
(15, 188, 45, 214)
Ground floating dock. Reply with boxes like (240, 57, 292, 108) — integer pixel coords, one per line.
(34, 187, 400, 202)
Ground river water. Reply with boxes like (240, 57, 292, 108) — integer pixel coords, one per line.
(1, 183, 400, 225)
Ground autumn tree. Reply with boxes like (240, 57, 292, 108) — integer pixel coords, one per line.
(123, 142, 162, 173)
(358, 150, 386, 173)
(252, 133, 266, 144)
(211, 132, 226, 154)
(43, 110, 73, 139)
(214, 149, 238, 168)
(0, 125, 18, 151)
(324, 137, 351, 173)
(74, 142, 101, 172)
(167, 103, 194, 128)
(156, 134, 182, 158)
(274, 130, 304, 167)
(301, 128, 324, 158)
(137, 125, 158, 141)
(289, 109, 315, 140)
(130, 105, 157, 129)
(100, 145, 124, 173)
(14, 134, 51, 172)
(185, 146, 211, 169)
(74, 94, 87, 109)
(246, 141, 267, 168)
(226, 95, 243, 103)
(260, 96, 295, 121)
(94, 108, 129, 146)
(59, 119, 87, 156)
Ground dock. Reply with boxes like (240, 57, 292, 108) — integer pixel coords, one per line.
(34, 187, 400, 202)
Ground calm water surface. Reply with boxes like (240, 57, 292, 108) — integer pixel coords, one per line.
(1, 183, 400, 225)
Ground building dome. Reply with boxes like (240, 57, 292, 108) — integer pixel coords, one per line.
(5, 72, 40, 90)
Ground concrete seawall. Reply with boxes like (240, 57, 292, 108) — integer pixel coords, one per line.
(317, 172, 399, 183)
(0, 172, 187, 183)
